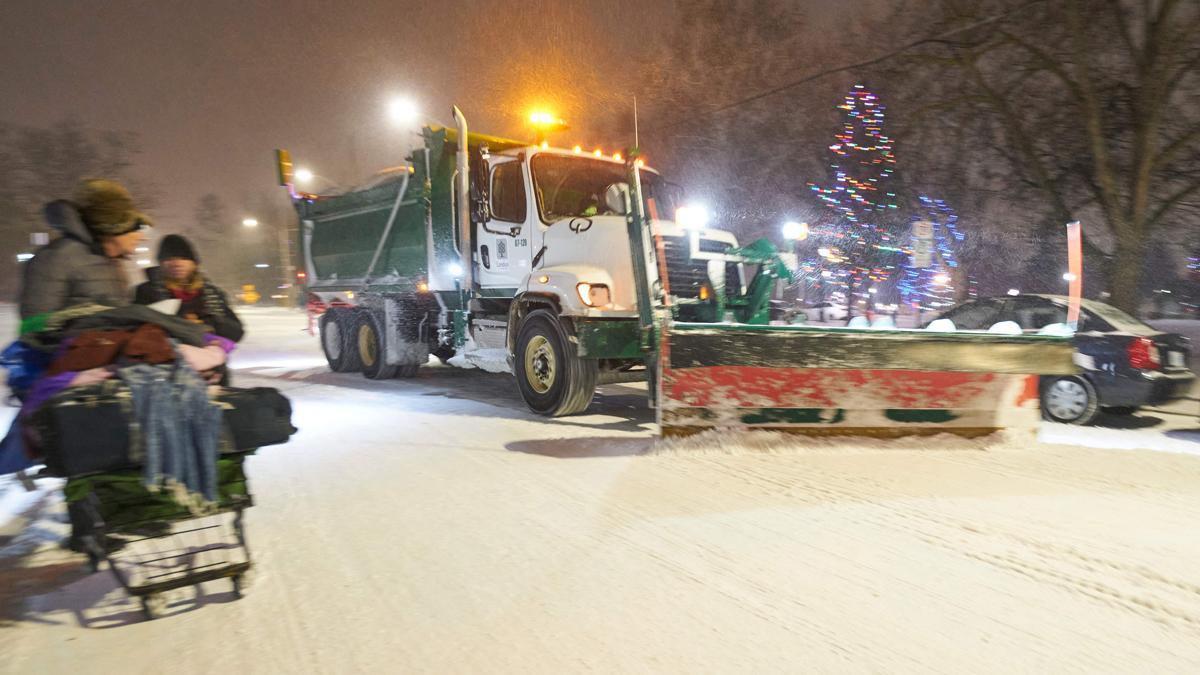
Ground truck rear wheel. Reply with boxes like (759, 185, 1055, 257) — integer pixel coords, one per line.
(514, 310, 597, 416)
(321, 311, 362, 373)
(357, 314, 399, 380)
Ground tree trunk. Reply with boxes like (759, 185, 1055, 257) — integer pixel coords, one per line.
(1108, 231, 1146, 315)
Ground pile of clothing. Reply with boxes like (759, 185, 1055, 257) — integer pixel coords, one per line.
(1, 302, 294, 512)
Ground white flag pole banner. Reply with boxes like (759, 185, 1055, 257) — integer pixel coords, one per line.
(911, 220, 934, 268)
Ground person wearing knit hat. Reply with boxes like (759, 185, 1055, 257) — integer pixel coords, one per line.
(75, 179, 153, 237)
(16, 179, 152, 554)
(134, 234, 244, 343)
(19, 178, 151, 319)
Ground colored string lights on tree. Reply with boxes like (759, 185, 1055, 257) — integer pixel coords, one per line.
(803, 84, 906, 311)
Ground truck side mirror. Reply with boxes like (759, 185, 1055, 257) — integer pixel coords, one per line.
(604, 182, 630, 215)
(470, 143, 491, 224)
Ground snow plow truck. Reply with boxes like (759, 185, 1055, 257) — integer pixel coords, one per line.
(284, 107, 1077, 436)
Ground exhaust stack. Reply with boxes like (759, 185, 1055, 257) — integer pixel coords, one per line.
(452, 106, 472, 290)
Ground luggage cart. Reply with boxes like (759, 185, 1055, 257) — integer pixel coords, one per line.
(68, 455, 255, 620)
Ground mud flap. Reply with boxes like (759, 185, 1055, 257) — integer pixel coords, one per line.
(657, 323, 1075, 438)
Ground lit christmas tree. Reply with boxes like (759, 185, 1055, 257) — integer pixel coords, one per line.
(797, 85, 965, 318)
(803, 84, 906, 314)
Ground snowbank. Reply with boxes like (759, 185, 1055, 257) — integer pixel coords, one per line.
(1040, 423, 1200, 457)
(446, 337, 512, 374)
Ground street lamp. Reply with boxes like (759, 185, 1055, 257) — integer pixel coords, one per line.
(388, 97, 420, 127)
(295, 168, 315, 184)
(244, 214, 297, 307)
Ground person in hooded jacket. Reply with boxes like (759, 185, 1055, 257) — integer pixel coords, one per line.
(14, 179, 150, 551)
(19, 179, 150, 320)
(133, 234, 244, 343)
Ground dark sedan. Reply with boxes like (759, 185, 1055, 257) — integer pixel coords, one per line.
(930, 294, 1194, 424)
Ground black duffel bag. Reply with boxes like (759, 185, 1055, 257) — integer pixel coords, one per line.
(33, 382, 135, 476)
(213, 387, 297, 451)
(33, 382, 296, 477)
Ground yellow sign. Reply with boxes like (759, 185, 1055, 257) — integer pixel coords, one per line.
(240, 284, 261, 305)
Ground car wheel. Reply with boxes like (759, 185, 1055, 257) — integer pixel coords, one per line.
(1040, 375, 1100, 425)
(321, 311, 362, 373)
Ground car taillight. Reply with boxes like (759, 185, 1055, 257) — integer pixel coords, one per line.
(1127, 337, 1161, 370)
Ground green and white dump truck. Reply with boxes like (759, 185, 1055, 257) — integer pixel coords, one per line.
(285, 108, 741, 416)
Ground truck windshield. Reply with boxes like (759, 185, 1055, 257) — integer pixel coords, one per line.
(531, 154, 679, 223)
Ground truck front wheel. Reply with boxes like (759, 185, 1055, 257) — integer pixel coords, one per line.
(514, 310, 597, 416)
(321, 311, 362, 373)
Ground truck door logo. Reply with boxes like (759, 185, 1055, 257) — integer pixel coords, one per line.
(496, 239, 509, 270)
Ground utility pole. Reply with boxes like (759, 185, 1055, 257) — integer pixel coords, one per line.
(277, 218, 295, 306)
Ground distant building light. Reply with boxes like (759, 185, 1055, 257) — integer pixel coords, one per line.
(1007, 288, 1020, 296)
(1062, 272, 1077, 282)
(16, 252, 34, 262)
(255, 263, 270, 268)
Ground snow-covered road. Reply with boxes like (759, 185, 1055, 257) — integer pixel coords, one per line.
(2, 308, 1199, 673)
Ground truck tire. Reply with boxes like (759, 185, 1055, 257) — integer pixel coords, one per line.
(357, 313, 399, 380)
(321, 311, 362, 373)
(514, 310, 598, 416)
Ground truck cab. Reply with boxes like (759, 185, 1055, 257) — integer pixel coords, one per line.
(463, 144, 739, 414)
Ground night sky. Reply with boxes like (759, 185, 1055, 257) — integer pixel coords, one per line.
(0, 1, 672, 225)
(1, 1, 858, 228)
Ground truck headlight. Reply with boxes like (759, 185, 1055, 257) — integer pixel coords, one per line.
(577, 283, 611, 307)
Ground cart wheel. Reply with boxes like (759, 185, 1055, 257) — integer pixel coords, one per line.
(141, 594, 166, 620)
(232, 576, 244, 599)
